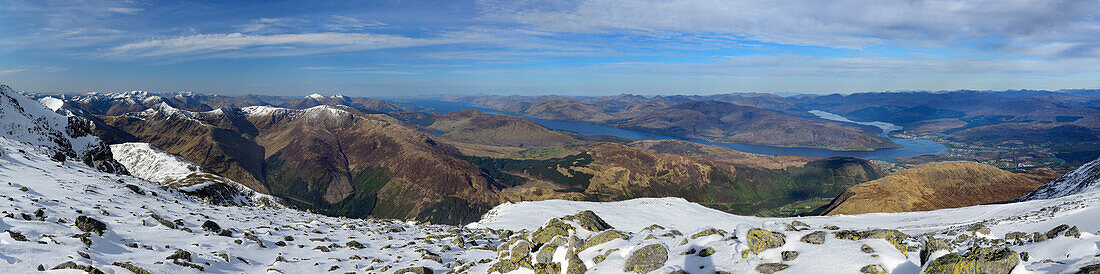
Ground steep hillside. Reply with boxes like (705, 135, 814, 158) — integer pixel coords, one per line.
(0, 84, 126, 174)
(1019, 156, 1100, 201)
(110, 142, 285, 207)
(427, 109, 581, 147)
(95, 104, 505, 225)
(823, 161, 1054, 215)
(611, 101, 898, 150)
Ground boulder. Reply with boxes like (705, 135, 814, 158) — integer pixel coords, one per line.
(745, 228, 785, 256)
(924, 247, 1018, 274)
(624, 244, 668, 273)
(800, 231, 826, 244)
(75, 216, 107, 235)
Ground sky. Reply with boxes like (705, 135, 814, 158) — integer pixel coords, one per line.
(1, 0, 1099, 96)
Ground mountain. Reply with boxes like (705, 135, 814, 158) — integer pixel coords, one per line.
(425, 109, 581, 148)
(50, 91, 405, 116)
(93, 103, 507, 225)
(611, 101, 899, 150)
(522, 99, 614, 122)
(0, 85, 126, 174)
(109, 142, 286, 207)
(1018, 156, 1100, 201)
(822, 161, 1055, 215)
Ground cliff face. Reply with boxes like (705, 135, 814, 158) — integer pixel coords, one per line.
(1018, 156, 1100, 201)
(823, 161, 1057, 215)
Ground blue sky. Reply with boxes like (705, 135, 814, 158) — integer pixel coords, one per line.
(1, 0, 1099, 96)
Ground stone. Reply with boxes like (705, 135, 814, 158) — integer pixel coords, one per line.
(800, 231, 826, 244)
(782, 251, 798, 261)
(166, 250, 192, 261)
(745, 228, 785, 256)
(690, 228, 727, 239)
(756, 263, 789, 274)
(924, 247, 1018, 274)
(1046, 224, 1071, 239)
(582, 230, 629, 251)
(835, 229, 909, 257)
(346, 240, 364, 249)
(920, 238, 950, 266)
(393, 266, 433, 274)
(860, 264, 886, 274)
(5, 230, 28, 241)
(559, 210, 613, 232)
(111, 261, 150, 274)
(861, 244, 875, 253)
(565, 251, 586, 274)
(699, 247, 717, 257)
(1066, 226, 1081, 238)
(201, 220, 220, 232)
(75, 216, 106, 236)
(623, 244, 668, 273)
(53, 261, 105, 274)
(966, 224, 991, 235)
(1077, 263, 1100, 274)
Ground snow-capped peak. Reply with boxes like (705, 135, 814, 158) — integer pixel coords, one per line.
(306, 93, 326, 100)
(37, 97, 65, 112)
(1018, 156, 1100, 201)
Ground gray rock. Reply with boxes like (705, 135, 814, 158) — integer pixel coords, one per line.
(924, 247, 1018, 274)
(800, 231, 826, 244)
(75, 216, 106, 236)
(782, 251, 798, 261)
(623, 243, 668, 273)
(756, 263, 789, 274)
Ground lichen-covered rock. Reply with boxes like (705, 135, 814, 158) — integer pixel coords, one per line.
(801, 231, 826, 244)
(756, 263, 789, 274)
(583, 230, 629, 251)
(111, 262, 150, 274)
(393, 266, 433, 274)
(560, 210, 612, 232)
(1066, 226, 1081, 238)
(490, 240, 534, 273)
(53, 261, 105, 274)
(166, 249, 192, 261)
(1046, 224, 1070, 239)
(201, 220, 220, 232)
(531, 218, 572, 246)
(861, 264, 886, 274)
(923, 247, 1018, 274)
(75, 215, 107, 235)
(532, 262, 561, 274)
(920, 238, 950, 266)
(593, 248, 619, 264)
(1077, 263, 1100, 274)
(699, 247, 717, 257)
(690, 227, 727, 239)
(966, 224, 991, 235)
(624, 243, 668, 273)
(745, 228, 785, 256)
(835, 229, 909, 257)
(565, 251, 586, 274)
(861, 244, 875, 253)
(782, 251, 798, 261)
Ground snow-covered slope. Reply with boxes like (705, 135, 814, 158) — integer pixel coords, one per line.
(1018, 156, 1100, 201)
(109, 142, 286, 207)
(1, 86, 504, 273)
(470, 193, 1100, 273)
(0, 84, 125, 174)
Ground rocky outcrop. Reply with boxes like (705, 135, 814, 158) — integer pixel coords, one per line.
(1018, 155, 1100, 201)
(924, 247, 1019, 274)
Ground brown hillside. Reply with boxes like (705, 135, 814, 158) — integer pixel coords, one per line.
(823, 161, 1055, 215)
(428, 109, 580, 147)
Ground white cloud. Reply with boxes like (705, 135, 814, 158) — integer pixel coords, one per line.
(477, 0, 1100, 58)
(107, 7, 143, 14)
(109, 32, 458, 59)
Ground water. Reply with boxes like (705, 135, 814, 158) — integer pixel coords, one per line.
(395, 99, 947, 162)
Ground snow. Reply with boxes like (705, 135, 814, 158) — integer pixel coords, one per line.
(306, 93, 325, 100)
(1019, 156, 1100, 201)
(109, 143, 201, 183)
(0, 88, 502, 273)
(37, 97, 64, 112)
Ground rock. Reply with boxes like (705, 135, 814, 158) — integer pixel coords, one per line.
(920, 238, 950, 266)
(560, 210, 613, 232)
(791, 220, 809, 228)
(623, 243, 668, 273)
(531, 219, 572, 246)
(283, 235, 294, 241)
(861, 244, 875, 253)
(582, 230, 629, 250)
(535, 243, 559, 264)
(565, 251, 586, 274)
(244, 234, 266, 248)
(1078, 264, 1100, 274)
(166, 249, 192, 261)
(1031, 232, 1047, 242)
(75, 215, 106, 235)
(1066, 226, 1081, 238)
(924, 247, 1018, 274)
(966, 224, 991, 235)
(643, 224, 665, 231)
(782, 251, 798, 261)
(835, 229, 909, 257)
(1046, 224, 1070, 239)
(1019, 252, 1029, 262)
(33, 208, 45, 218)
(690, 227, 727, 239)
(346, 240, 364, 249)
(201, 220, 220, 232)
(756, 263, 790, 274)
(393, 266, 433, 274)
(148, 212, 176, 229)
(5, 230, 28, 241)
(800, 231, 826, 244)
(111, 261, 150, 274)
(124, 184, 144, 195)
(699, 247, 716, 257)
(860, 264, 886, 274)
(825, 225, 840, 230)
(52, 261, 105, 274)
(532, 262, 561, 274)
(745, 228, 785, 256)
(217, 229, 233, 237)
(593, 248, 619, 264)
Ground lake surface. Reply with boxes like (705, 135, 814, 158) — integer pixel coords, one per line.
(395, 99, 947, 162)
